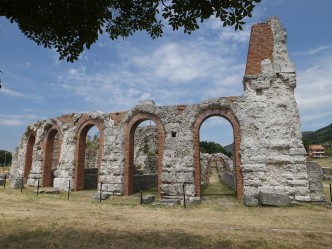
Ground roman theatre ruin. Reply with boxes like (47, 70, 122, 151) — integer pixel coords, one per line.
(10, 17, 324, 205)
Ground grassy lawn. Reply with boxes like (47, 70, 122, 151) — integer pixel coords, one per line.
(1, 174, 331, 248)
(311, 157, 332, 168)
(202, 166, 235, 198)
(1, 185, 331, 249)
(323, 182, 332, 202)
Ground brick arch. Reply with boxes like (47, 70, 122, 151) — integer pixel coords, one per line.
(74, 120, 104, 191)
(123, 113, 166, 196)
(42, 126, 62, 187)
(24, 132, 36, 179)
(193, 109, 243, 200)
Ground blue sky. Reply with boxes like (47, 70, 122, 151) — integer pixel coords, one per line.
(1, 0, 332, 152)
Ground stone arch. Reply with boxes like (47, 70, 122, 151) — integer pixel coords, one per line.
(74, 119, 104, 191)
(24, 132, 36, 179)
(206, 156, 222, 180)
(193, 108, 243, 200)
(123, 113, 165, 196)
(42, 125, 62, 187)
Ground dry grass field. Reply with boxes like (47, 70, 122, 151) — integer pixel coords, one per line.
(0, 178, 332, 249)
(311, 157, 332, 168)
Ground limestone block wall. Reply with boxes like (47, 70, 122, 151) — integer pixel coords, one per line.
(306, 161, 325, 201)
(200, 153, 234, 188)
(239, 17, 309, 205)
(133, 126, 158, 174)
(10, 17, 322, 205)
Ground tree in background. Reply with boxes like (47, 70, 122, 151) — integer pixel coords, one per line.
(0, 150, 12, 166)
(0, 0, 261, 62)
(200, 140, 232, 157)
(86, 133, 99, 149)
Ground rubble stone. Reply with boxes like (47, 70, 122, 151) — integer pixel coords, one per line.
(142, 195, 155, 204)
(258, 190, 291, 206)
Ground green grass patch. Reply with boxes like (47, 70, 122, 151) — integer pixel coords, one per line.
(202, 167, 236, 198)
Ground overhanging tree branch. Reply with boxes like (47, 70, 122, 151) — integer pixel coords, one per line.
(0, 0, 261, 62)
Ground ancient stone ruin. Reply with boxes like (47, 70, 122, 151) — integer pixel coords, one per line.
(10, 17, 325, 205)
(200, 153, 235, 191)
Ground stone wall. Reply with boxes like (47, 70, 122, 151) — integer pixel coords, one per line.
(133, 126, 158, 174)
(85, 148, 98, 169)
(224, 172, 236, 191)
(10, 17, 323, 205)
(84, 135, 99, 169)
(322, 167, 332, 175)
(200, 153, 234, 189)
(306, 161, 325, 201)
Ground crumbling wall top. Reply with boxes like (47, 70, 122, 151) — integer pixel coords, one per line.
(245, 16, 295, 77)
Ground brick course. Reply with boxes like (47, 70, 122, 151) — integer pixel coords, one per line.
(245, 23, 273, 76)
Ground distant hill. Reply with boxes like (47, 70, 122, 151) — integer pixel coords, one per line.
(302, 131, 314, 137)
(302, 123, 332, 150)
(224, 143, 234, 156)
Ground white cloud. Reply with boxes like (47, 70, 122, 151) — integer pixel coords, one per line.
(57, 66, 140, 110)
(0, 114, 40, 126)
(55, 26, 251, 111)
(295, 55, 332, 127)
(293, 44, 332, 56)
(0, 86, 44, 103)
(131, 42, 230, 84)
(0, 87, 26, 97)
(0, 119, 23, 126)
(201, 116, 233, 128)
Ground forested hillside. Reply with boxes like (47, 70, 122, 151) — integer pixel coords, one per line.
(302, 123, 332, 150)
(200, 141, 232, 157)
(302, 123, 332, 156)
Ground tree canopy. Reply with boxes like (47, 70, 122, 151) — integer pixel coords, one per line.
(0, 0, 261, 62)
(200, 141, 232, 157)
(0, 150, 12, 166)
(85, 133, 99, 149)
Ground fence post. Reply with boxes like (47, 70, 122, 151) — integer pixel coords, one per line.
(183, 184, 186, 208)
(36, 179, 40, 196)
(99, 182, 103, 203)
(68, 180, 71, 200)
(330, 184, 332, 203)
(21, 177, 24, 193)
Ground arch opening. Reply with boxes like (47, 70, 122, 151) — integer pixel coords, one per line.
(193, 109, 243, 200)
(124, 114, 165, 198)
(75, 123, 102, 191)
(42, 129, 61, 187)
(84, 126, 100, 190)
(130, 120, 159, 196)
(200, 117, 236, 198)
(24, 133, 35, 180)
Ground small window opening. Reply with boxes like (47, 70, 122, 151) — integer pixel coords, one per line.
(171, 132, 177, 137)
(256, 89, 262, 96)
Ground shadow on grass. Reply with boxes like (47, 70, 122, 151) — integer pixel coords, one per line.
(0, 226, 268, 249)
